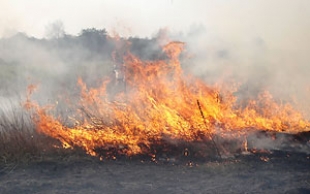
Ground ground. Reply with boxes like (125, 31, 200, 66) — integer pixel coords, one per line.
(0, 151, 309, 194)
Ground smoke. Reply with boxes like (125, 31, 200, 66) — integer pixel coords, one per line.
(156, 25, 310, 118)
(246, 131, 310, 154)
(0, 28, 111, 98)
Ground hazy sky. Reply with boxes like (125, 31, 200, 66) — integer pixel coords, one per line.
(1, 0, 310, 51)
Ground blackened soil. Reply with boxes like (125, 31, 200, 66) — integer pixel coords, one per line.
(0, 151, 309, 194)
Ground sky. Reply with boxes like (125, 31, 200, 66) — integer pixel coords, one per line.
(1, 0, 310, 50)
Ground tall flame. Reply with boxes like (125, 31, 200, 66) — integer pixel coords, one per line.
(26, 41, 310, 157)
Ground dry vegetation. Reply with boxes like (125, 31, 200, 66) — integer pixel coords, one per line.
(0, 102, 79, 164)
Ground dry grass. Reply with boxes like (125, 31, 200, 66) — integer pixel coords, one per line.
(0, 101, 71, 164)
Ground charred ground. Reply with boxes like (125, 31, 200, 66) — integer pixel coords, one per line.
(0, 146, 309, 194)
(0, 128, 309, 193)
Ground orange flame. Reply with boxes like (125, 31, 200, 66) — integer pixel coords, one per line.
(27, 41, 310, 157)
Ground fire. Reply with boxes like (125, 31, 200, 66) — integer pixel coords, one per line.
(26, 41, 310, 157)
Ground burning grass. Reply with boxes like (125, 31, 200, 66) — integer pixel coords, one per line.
(0, 100, 87, 164)
(19, 41, 310, 161)
(0, 103, 44, 163)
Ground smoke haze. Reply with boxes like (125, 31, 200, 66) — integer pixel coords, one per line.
(0, 24, 310, 115)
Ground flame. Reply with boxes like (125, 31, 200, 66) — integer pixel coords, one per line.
(27, 41, 310, 157)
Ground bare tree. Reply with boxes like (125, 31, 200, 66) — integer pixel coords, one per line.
(45, 20, 65, 39)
